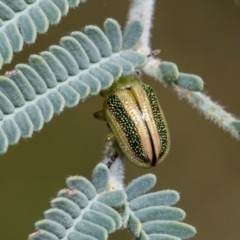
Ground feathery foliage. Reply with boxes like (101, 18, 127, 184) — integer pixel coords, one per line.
(0, 0, 239, 239)
(28, 163, 196, 240)
(0, 18, 146, 154)
(0, 0, 86, 69)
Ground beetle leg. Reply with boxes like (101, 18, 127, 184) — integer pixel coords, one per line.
(94, 110, 106, 121)
(105, 133, 118, 168)
(134, 69, 142, 78)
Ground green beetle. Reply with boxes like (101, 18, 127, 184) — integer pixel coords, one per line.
(94, 74, 170, 168)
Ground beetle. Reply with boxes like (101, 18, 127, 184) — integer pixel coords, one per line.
(94, 74, 170, 168)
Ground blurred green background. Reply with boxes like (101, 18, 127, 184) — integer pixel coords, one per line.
(0, 0, 240, 239)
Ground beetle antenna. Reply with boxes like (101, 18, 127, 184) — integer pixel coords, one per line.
(147, 49, 161, 58)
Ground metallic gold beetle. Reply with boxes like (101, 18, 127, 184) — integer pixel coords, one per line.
(94, 74, 170, 168)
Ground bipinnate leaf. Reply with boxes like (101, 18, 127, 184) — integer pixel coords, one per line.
(28, 163, 196, 240)
(0, 0, 87, 68)
(0, 19, 147, 154)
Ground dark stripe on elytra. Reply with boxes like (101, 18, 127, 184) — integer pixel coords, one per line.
(144, 120, 157, 166)
(107, 95, 147, 163)
(142, 84, 168, 158)
(133, 92, 157, 166)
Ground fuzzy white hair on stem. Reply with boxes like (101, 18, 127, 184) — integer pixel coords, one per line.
(127, 0, 155, 54)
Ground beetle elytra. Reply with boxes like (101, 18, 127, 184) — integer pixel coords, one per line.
(94, 74, 170, 168)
